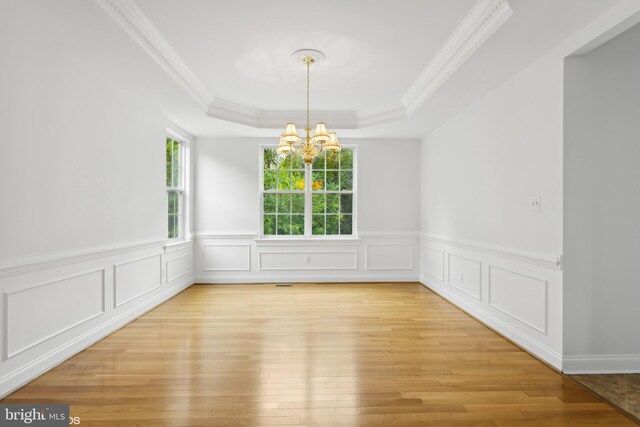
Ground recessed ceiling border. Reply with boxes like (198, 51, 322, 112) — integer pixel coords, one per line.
(92, 0, 213, 111)
(94, 0, 512, 129)
(401, 0, 513, 115)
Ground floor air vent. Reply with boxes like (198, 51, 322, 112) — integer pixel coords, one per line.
(275, 283, 293, 287)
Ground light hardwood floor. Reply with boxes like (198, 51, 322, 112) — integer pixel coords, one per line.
(2, 283, 637, 426)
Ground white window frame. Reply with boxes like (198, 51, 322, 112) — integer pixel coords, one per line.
(166, 130, 190, 242)
(258, 144, 357, 239)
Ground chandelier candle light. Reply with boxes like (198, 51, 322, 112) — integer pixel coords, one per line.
(276, 49, 341, 164)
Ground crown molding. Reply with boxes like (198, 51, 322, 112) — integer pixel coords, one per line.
(402, 0, 513, 115)
(207, 99, 359, 129)
(94, 0, 512, 129)
(357, 102, 408, 127)
(206, 99, 262, 127)
(93, 0, 213, 111)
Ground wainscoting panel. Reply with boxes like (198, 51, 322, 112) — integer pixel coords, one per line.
(114, 254, 162, 308)
(0, 239, 194, 398)
(4, 269, 105, 359)
(365, 244, 412, 270)
(420, 234, 562, 369)
(260, 251, 357, 271)
(448, 254, 481, 300)
(488, 266, 547, 334)
(423, 246, 444, 280)
(202, 244, 250, 271)
(194, 232, 420, 283)
(166, 255, 190, 283)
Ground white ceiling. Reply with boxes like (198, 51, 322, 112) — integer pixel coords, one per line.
(132, 0, 477, 112)
(94, 0, 623, 138)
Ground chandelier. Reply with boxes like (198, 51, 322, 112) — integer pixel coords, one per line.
(276, 49, 341, 164)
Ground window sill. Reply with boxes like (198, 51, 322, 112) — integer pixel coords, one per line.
(254, 237, 361, 246)
(163, 239, 193, 253)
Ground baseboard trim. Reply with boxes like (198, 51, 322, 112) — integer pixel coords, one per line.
(420, 275, 562, 370)
(0, 277, 193, 398)
(563, 355, 640, 374)
(193, 274, 420, 284)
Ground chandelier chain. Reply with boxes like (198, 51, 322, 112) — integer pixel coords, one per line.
(306, 59, 310, 132)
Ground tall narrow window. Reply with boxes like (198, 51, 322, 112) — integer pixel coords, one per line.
(261, 146, 355, 237)
(166, 136, 183, 239)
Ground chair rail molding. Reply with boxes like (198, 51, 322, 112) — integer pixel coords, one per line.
(0, 239, 166, 278)
(194, 231, 259, 240)
(421, 233, 562, 270)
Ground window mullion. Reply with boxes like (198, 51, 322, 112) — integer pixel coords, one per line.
(304, 164, 312, 237)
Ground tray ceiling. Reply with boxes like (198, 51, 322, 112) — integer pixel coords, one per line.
(92, 0, 625, 135)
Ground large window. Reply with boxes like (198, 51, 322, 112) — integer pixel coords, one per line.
(166, 136, 184, 240)
(261, 147, 355, 237)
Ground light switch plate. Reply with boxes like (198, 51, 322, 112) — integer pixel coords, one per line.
(530, 195, 541, 211)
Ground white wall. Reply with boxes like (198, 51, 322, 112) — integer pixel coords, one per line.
(420, 53, 563, 255)
(0, 0, 195, 259)
(193, 137, 421, 282)
(0, 1, 194, 397)
(195, 137, 420, 234)
(418, 1, 640, 371)
(563, 23, 640, 373)
(419, 51, 565, 368)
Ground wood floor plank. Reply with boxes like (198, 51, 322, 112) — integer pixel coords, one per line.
(1, 283, 637, 426)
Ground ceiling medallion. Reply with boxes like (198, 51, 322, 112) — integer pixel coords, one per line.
(276, 49, 341, 165)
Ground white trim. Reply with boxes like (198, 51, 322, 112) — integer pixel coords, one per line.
(194, 231, 418, 241)
(359, 231, 419, 239)
(93, 0, 212, 111)
(255, 238, 361, 246)
(163, 239, 193, 253)
(3, 269, 106, 360)
(364, 244, 413, 271)
(113, 254, 162, 308)
(195, 232, 259, 239)
(356, 102, 408, 127)
(421, 233, 562, 270)
(487, 266, 548, 334)
(201, 244, 251, 271)
(0, 277, 192, 399)
(194, 274, 420, 284)
(165, 254, 191, 283)
(93, 0, 512, 129)
(402, 0, 513, 115)
(562, 354, 640, 374)
(566, 0, 640, 57)
(258, 251, 358, 271)
(0, 239, 165, 278)
(420, 276, 562, 369)
(207, 102, 359, 129)
(422, 246, 445, 281)
(447, 253, 482, 301)
(166, 128, 188, 144)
